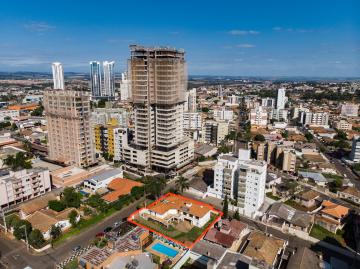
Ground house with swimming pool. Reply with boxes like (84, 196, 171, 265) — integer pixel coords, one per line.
(128, 193, 222, 248)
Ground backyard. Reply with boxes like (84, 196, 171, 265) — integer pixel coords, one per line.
(134, 213, 219, 246)
(310, 224, 346, 247)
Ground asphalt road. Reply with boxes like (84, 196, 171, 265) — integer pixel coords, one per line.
(0, 200, 142, 269)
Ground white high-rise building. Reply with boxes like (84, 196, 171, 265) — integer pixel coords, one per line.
(208, 149, 267, 217)
(120, 72, 130, 101)
(299, 111, 329, 127)
(250, 106, 268, 126)
(262, 97, 276, 108)
(276, 88, 286, 110)
(188, 88, 197, 112)
(213, 108, 234, 121)
(124, 45, 194, 176)
(350, 136, 360, 163)
(51, 62, 64, 90)
(90, 61, 102, 98)
(102, 61, 115, 97)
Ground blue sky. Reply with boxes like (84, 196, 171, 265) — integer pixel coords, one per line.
(0, 0, 359, 77)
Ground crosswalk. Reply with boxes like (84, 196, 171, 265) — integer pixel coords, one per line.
(56, 244, 93, 269)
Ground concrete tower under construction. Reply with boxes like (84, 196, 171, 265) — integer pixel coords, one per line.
(123, 45, 194, 176)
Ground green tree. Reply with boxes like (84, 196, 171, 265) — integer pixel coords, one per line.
(68, 210, 79, 227)
(281, 130, 289, 139)
(62, 187, 81, 208)
(97, 99, 106, 108)
(175, 176, 190, 193)
(329, 178, 343, 193)
(143, 176, 166, 199)
(3, 152, 32, 170)
(254, 134, 265, 142)
(6, 214, 21, 228)
(335, 130, 347, 140)
(13, 220, 32, 241)
(223, 195, 229, 219)
(233, 210, 240, 220)
(201, 107, 210, 113)
(28, 229, 45, 248)
(50, 225, 62, 241)
(305, 132, 313, 142)
(30, 104, 44, 116)
(48, 200, 66, 212)
(130, 186, 144, 200)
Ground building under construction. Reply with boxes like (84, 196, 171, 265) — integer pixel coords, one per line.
(123, 45, 194, 176)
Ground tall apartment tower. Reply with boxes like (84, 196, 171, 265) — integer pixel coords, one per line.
(51, 62, 64, 90)
(126, 45, 194, 175)
(120, 72, 130, 101)
(276, 88, 286, 109)
(90, 61, 102, 98)
(44, 90, 96, 167)
(102, 61, 115, 97)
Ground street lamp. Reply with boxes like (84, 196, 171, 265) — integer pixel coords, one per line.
(20, 225, 29, 251)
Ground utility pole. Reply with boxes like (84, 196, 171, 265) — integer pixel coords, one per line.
(21, 225, 29, 251)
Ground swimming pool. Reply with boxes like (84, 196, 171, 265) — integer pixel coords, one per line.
(151, 242, 179, 258)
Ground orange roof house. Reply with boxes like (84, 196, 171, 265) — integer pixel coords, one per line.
(320, 200, 349, 219)
(102, 178, 143, 203)
(8, 103, 39, 111)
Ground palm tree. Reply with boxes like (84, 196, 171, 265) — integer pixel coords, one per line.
(175, 176, 190, 193)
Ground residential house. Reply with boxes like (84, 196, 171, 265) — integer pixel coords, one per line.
(337, 186, 360, 205)
(204, 219, 249, 250)
(241, 231, 287, 268)
(137, 193, 216, 228)
(294, 189, 321, 208)
(102, 178, 143, 203)
(264, 203, 314, 233)
(315, 200, 350, 233)
(83, 168, 123, 193)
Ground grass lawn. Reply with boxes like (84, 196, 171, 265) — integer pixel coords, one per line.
(135, 213, 219, 245)
(266, 193, 281, 201)
(310, 224, 346, 247)
(322, 173, 343, 181)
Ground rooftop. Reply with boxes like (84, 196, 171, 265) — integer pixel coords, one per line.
(191, 240, 227, 261)
(19, 192, 57, 215)
(83, 168, 122, 183)
(286, 247, 322, 269)
(321, 200, 350, 219)
(267, 203, 312, 228)
(147, 193, 213, 218)
(242, 231, 285, 267)
(102, 178, 143, 203)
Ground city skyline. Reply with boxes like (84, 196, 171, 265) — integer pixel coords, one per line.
(0, 0, 359, 77)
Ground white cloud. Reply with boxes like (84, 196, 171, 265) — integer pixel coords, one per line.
(24, 21, 55, 32)
(236, 44, 256, 48)
(228, 29, 259, 35)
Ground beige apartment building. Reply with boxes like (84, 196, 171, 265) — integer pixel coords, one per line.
(124, 45, 194, 175)
(44, 90, 96, 167)
(0, 168, 51, 209)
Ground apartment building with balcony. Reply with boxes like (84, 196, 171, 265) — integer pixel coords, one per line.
(124, 45, 194, 176)
(0, 168, 51, 209)
(44, 90, 96, 167)
(208, 149, 267, 217)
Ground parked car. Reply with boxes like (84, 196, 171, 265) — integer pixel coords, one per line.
(72, 246, 81, 252)
(96, 232, 105, 238)
(104, 227, 112, 233)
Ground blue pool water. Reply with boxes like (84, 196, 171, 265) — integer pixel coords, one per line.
(151, 242, 179, 258)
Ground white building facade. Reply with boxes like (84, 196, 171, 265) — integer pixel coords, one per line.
(208, 149, 267, 217)
(51, 62, 64, 90)
(102, 61, 115, 97)
(0, 168, 51, 209)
